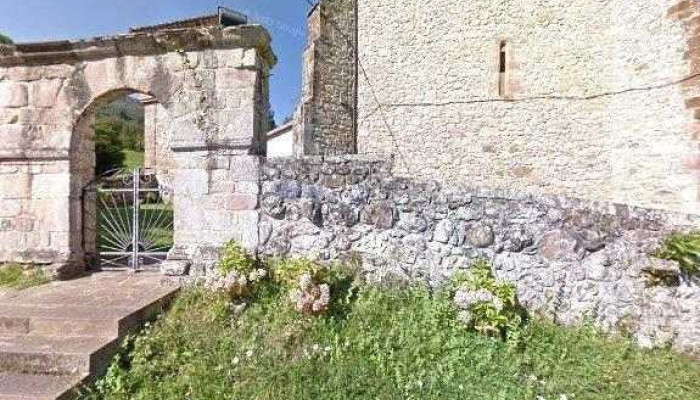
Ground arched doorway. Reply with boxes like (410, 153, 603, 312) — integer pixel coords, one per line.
(76, 89, 174, 271)
(0, 25, 275, 279)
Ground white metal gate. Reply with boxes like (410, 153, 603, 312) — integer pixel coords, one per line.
(83, 168, 173, 270)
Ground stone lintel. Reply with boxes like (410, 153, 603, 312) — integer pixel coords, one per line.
(0, 152, 70, 162)
(0, 25, 277, 68)
(170, 140, 253, 153)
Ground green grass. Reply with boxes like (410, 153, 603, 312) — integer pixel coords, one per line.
(97, 204, 173, 251)
(0, 264, 49, 290)
(81, 284, 700, 400)
(121, 150, 144, 170)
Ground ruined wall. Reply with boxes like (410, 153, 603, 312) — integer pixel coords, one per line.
(355, 0, 700, 214)
(297, 0, 357, 156)
(0, 26, 275, 277)
(258, 156, 700, 355)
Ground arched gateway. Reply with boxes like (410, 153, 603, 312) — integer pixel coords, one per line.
(0, 24, 276, 278)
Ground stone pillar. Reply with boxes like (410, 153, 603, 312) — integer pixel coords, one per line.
(164, 43, 275, 276)
(140, 97, 159, 169)
(297, 0, 358, 156)
(167, 153, 261, 275)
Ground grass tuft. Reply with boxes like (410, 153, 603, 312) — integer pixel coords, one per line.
(0, 264, 50, 290)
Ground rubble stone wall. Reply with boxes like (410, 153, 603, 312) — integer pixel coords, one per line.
(258, 156, 700, 355)
(354, 0, 700, 214)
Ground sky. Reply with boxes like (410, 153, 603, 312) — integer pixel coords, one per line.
(0, 0, 314, 123)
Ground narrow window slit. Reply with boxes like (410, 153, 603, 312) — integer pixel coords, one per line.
(499, 41, 507, 97)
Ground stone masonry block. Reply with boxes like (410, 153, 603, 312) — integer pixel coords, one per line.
(31, 79, 64, 108)
(0, 83, 28, 108)
(0, 173, 31, 199)
(215, 68, 257, 89)
(0, 125, 26, 151)
(0, 200, 21, 217)
(215, 48, 244, 68)
(173, 169, 210, 197)
(229, 155, 262, 182)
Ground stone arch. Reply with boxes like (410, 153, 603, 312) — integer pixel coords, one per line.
(0, 25, 276, 278)
(70, 87, 170, 268)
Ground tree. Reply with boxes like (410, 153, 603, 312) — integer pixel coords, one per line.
(0, 33, 13, 45)
(94, 118, 126, 174)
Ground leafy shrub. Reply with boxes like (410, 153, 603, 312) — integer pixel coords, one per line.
(270, 258, 358, 315)
(217, 240, 256, 276)
(0, 33, 12, 45)
(451, 259, 524, 340)
(206, 241, 266, 299)
(653, 232, 700, 275)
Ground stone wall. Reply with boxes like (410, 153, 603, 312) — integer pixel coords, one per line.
(258, 156, 700, 355)
(0, 26, 276, 278)
(351, 0, 700, 214)
(296, 0, 357, 156)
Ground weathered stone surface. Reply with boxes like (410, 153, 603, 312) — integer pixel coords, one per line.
(31, 79, 63, 108)
(465, 224, 494, 248)
(0, 83, 28, 108)
(258, 156, 700, 356)
(361, 201, 395, 228)
(352, 0, 700, 215)
(160, 259, 191, 276)
(540, 229, 580, 261)
(0, 25, 276, 277)
(433, 219, 454, 243)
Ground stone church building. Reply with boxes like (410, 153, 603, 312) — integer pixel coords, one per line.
(295, 0, 700, 215)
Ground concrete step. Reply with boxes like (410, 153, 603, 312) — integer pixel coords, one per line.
(0, 336, 117, 376)
(0, 272, 180, 399)
(0, 372, 86, 400)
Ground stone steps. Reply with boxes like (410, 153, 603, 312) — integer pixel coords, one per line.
(0, 303, 163, 338)
(0, 272, 179, 400)
(0, 335, 116, 376)
(0, 372, 87, 400)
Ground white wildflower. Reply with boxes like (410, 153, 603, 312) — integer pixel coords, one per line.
(491, 296, 504, 312)
(299, 273, 313, 291)
(245, 349, 253, 358)
(457, 310, 473, 324)
(454, 289, 499, 310)
(232, 357, 240, 365)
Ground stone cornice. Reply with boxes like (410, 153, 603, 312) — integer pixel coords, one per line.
(0, 25, 277, 68)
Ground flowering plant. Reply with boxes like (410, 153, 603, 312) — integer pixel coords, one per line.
(451, 259, 523, 339)
(271, 258, 341, 315)
(207, 240, 267, 299)
(290, 272, 331, 314)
